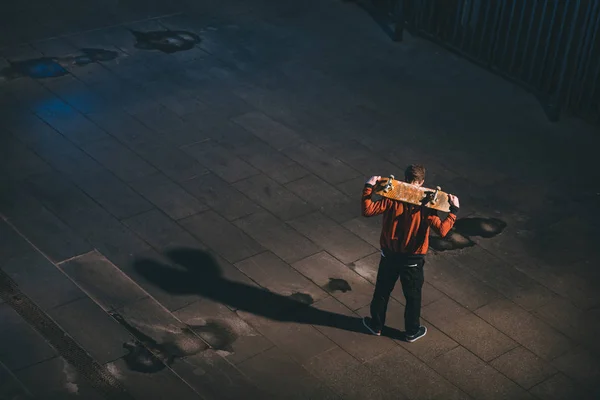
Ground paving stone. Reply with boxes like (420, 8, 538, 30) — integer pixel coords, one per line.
(286, 174, 359, 223)
(0, 219, 33, 265)
(80, 136, 157, 182)
(228, 140, 310, 184)
(366, 346, 469, 400)
(292, 251, 375, 311)
(133, 133, 212, 180)
(173, 300, 274, 365)
(343, 216, 382, 248)
(236, 310, 336, 364)
(26, 171, 153, 269)
(234, 251, 328, 302)
(182, 139, 259, 183)
(237, 347, 338, 400)
(180, 210, 265, 263)
(122, 247, 204, 312)
(86, 109, 157, 148)
(187, 116, 256, 149)
(306, 296, 396, 362)
(0, 362, 31, 399)
(130, 103, 193, 135)
(15, 122, 108, 182)
(516, 260, 600, 311)
(232, 111, 304, 150)
(304, 346, 403, 400)
(0, 135, 51, 180)
(14, 356, 104, 400)
(347, 155, 402, 178)
(357, 300, 459, 362)
(234, 210, 321, 263)
(42, 74, 110, 115)
(180, 173, 261, 221)
(122, 208, 201, 252)
(47, 297, 132, 364)
(171, 349, 268, 400)
(529, 373, 590, 400)
(130, 173, 208, 220)
(336, 176, 369, 198)
(490, 346, 557, 390)
(0, 304, 57, 371)
(58, 250, 148, 311)
(551, 346, 600, 394)
(3, 251, 86, 311)
(0, 185, 92, 263)
(35, 101, 109, 145)
(233, 174, 314, 220)
(283, 142, 360, 184)
(430, 346, 534, 400)
(426, 252, 502, 310)
(289, 212, 376, 264)
(142, 79, 207, 118)
(423, 296, 517, 361)
(71, 169, 154, 220)
(105, 357, 201, 400)
(532, 295, 594, 348)
(447, 245, 555, 310)
(475, 299, 573, 360)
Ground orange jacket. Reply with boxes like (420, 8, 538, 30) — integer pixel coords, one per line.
(361, 184, 458, 255)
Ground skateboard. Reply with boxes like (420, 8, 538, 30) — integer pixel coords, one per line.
(373, 175, 451, 212)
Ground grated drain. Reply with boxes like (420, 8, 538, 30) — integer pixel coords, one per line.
(0, 269, 134, 400)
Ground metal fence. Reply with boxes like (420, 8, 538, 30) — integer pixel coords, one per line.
(375, 0, 600, 123)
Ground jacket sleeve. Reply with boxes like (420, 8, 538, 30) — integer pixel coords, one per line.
(361, 184, 394, 217)
(427, 205, 459, 237)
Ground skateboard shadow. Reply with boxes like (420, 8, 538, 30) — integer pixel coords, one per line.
(133, 248, 365, 334)
(430, 217, 506, 251)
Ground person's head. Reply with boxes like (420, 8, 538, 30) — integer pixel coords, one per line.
(404, 164, 426, 186)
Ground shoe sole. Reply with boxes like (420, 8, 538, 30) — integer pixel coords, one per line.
(406, 326, 427, 342)
(362, 317, 381, 336)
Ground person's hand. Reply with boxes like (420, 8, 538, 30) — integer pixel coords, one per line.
(366, 176, 381, 186)
(448, 194, 460, 208)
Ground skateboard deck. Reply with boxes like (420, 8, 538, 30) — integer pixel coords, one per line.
(374, 175, 451, 212)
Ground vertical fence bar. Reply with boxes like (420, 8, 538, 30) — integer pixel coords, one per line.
(459, 0, 474, 50)
(538, 0, 563, 90)
(486, 0, 506, 64)
(565, 0, 594, 107)
(509, 0, 530, 73)
(466, 0, 483, 54)
(591, 60, 600, 121)
(476, 0, 496, 59)
(526, 0, 550, 82)
(575, 3, 600, 110)
(500, 0, 518, 68)
(520, 0, 541, 78)
(452, 0, 465, 44)
(548, 0, 581, 120)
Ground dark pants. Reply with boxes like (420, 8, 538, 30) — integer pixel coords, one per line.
(369, 253, 425, 335)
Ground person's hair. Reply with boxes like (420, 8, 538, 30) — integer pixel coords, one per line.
(404, 164, 426, 183)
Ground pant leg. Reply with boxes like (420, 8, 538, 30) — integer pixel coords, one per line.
(369, 255, 401, 331)
(399, 259, 425, 335)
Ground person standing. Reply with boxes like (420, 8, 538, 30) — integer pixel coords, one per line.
(361, 165, 460, 342)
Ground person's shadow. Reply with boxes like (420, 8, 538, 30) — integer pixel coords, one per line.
(429, 217, 507, 251)
(134, 248, 365, 335)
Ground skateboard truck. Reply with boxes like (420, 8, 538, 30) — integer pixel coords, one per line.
(383, 175, 394, 193)
(431, 186, 441, 203)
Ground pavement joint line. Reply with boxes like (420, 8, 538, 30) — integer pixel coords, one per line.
(55, 250, 99, 266)
(0, 236, 134, 399)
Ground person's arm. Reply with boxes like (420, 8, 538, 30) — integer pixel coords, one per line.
(361, 175, 395, 217)
(427, 194, 460, 237)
